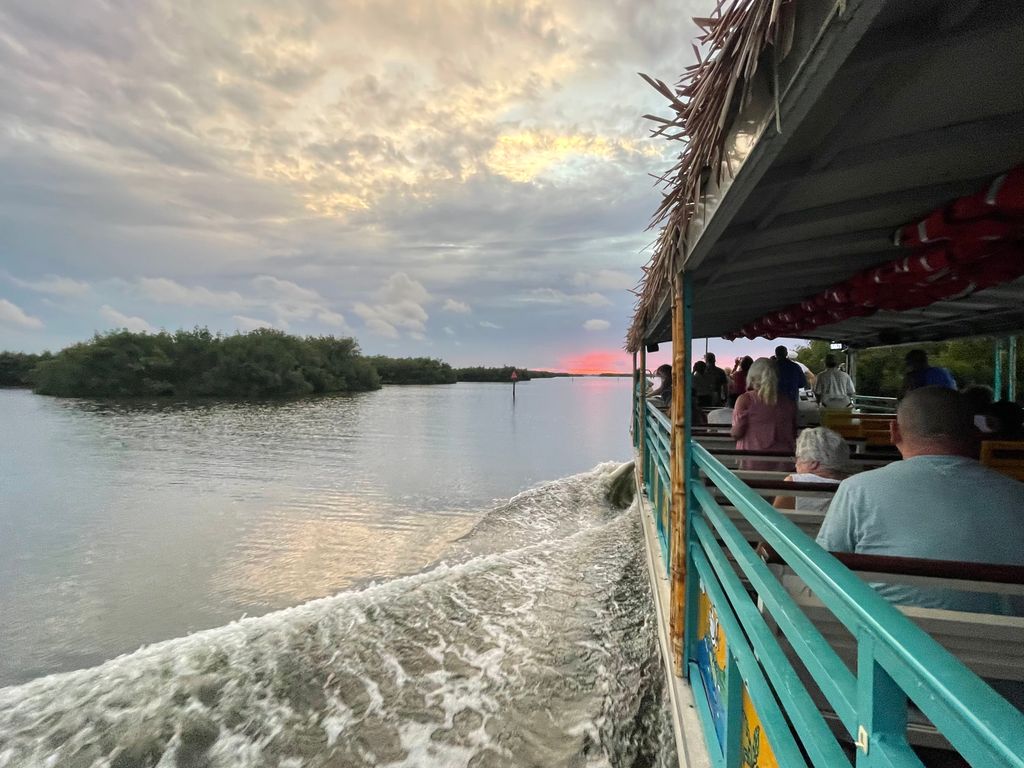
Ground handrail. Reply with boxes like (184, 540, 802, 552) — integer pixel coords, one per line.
(692, 441, 1024, 766)
(758, 543, 1024, 586)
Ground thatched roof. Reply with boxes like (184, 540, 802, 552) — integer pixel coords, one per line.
(628, 0, 795, 352)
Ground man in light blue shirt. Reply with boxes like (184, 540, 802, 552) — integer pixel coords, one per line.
(817, 386, 1024, 614)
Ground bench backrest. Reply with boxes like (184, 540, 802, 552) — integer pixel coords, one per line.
(762, 548, 1024, 684)
(981, 440, 1024, 481)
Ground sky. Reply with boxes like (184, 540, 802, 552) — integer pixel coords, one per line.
(0, 0, 787, 372)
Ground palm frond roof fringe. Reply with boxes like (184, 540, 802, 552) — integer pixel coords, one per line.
(628, 0, 794, 352)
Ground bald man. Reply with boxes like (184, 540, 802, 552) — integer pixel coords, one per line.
(816, 387, 1024, 613)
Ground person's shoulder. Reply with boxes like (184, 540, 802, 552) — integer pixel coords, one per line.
(965, 460, 1024, 494)
(838, 461, 902, 490)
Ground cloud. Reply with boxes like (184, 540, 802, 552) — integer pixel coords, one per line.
(0, 298, 44, 329)
(138, 277, 245, 308)
(0, 0, 701, 358)
(441, 298, 471, 314)
(99, 305, 156, 333)
(232, 314, 275, 332)
(353, 272, 430, 338)
(583, 319, 610, 331)
(479, 320, 502, 329)
(572, 269, 634, 291)
(9, 274, 91, 297)
(443, 326, 455, 336)
(518, 288, 613, 308)
(316, 309, 348, 327)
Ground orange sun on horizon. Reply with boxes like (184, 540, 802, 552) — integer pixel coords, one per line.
(558, 349, 631, 375)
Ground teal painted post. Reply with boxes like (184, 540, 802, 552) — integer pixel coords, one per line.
(994, 338, 1004, 400)
(855, 636, 915, 768)
(1009, 336, 1018, 402)
(723, 651, 743, 768)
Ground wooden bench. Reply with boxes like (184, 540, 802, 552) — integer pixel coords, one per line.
(822, 411, 897, 448)
(758, 546, 1024, 749)
(980, 440, 1024, 481)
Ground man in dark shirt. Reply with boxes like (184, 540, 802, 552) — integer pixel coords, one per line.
(704, 353, 730, 407)
(774, 345, 807, 402)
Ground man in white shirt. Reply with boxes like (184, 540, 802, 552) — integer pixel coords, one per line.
(813, 354, 855, 409)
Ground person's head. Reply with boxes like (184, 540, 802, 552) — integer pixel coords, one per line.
(990, 400, 1024, 438)
(746, 358, 779, 405)
(693, 360, 707, 375)
(905, 349, 928, 372)
(824, 354, 837, 368)
(740, 356, 753, 372)
(774, 345, 788, 360)
(655, 364, 672, 383)
(795, 427, 850, 476)
(892, 386, 974, 458)
(961, 384, 994, 415)
(705, 352, 717, 368)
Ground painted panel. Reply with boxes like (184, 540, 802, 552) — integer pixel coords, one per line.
(695, 584, 729, 750)
(740, 685, 778, 768)
(695, 583, 779, 768)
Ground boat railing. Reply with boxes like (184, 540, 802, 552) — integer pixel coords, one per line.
(637, 398, 1024, 767)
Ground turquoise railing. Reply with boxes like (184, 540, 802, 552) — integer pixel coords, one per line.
(639, 399, 671, 572)
(637, 405, 1024, 767)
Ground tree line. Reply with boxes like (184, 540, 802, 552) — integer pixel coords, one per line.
(0, 330, 557, 397)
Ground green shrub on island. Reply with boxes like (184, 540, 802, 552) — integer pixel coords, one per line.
(365, 356, 458, 385)
(0, 351, 51, 387)
(30, 328, 381, 398)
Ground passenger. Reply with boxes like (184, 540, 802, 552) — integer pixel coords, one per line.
(962, 384, 996, 433)
(729, 356, 753, 406)
(773, 427, 850, 513)
(691, 360, 716, 408)
(731, 357, 797, 468)
(816, 387, 1024, 614)
(813, 354, 856, 409)
(706, 406, 733, 425)
(902, 349, 956, 394)
(989, 400, 1024, 440)
(774, 345, 807, 402)
(704, 353, 730, 407)
(650, 364, 672, 408)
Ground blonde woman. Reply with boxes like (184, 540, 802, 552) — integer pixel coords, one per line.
(731, 358, 797, 461)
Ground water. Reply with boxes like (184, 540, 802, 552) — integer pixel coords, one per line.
(0, 379, 675, 767)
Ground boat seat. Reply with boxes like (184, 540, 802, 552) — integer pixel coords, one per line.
(758, 547, 1024, 750)
(980, 440, 1024, 481)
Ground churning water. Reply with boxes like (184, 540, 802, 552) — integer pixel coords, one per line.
(0, 465, 674, 767)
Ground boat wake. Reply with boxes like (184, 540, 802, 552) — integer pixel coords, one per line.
(0, 464, 674, 768)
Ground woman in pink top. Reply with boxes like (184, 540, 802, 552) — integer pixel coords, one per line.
(731, 358, 797, 468)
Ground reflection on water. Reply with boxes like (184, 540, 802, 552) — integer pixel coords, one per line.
(0, 378, 632, 686)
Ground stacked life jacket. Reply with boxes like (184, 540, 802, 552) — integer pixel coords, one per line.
(728, 167, 1024, 340)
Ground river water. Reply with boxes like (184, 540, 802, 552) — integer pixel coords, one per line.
(0, 379, 675, 767)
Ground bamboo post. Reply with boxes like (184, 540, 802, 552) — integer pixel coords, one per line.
(669, 274, 687, 676)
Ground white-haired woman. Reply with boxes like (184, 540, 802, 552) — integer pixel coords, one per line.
(731, 358, 797, 466)
(773, 427, 850, 512)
